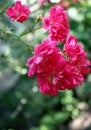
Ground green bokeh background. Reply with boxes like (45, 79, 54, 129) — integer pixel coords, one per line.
(0, 0, 91, 130)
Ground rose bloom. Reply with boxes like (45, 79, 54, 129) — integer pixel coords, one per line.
(26, 39, 66, 96)
(37, 56, 66, 96)
(26, 39, 59, 77)
(43, 5, 69, 43)
(39, 0, 50, 7)
(6, 1, 30, 22)
(63, 35, 90, 77)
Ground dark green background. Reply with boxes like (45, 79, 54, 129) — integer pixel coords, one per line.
(0, 0, 91, 130)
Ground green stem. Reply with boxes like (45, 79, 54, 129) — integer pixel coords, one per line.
(19, 17, 42, 37)
(11, 34, 34, 54)
(0, 27, 34, 54)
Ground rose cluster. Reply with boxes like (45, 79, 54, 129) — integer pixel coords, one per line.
(26, 5, 90, 96)
(5, 1, 90, 96)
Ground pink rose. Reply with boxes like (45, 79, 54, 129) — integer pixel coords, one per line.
(6, 1, 30, 22)
(63, 35, 90, 76)
(26, 39, 59, 77)
(43, 5, 70, 43)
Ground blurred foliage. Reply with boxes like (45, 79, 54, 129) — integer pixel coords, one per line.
(0, 0, 91, 130)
